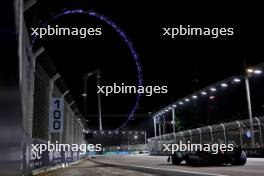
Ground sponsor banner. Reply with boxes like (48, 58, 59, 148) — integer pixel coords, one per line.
(23, 139, 82, 171)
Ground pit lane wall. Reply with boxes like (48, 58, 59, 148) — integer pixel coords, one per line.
(20, 16, 86, 175)
(148, 117, 264, 157)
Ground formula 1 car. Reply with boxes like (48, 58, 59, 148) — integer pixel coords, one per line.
(167, 146, 247, 166)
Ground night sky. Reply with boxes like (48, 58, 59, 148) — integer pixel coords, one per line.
(24, 1, 264, 133)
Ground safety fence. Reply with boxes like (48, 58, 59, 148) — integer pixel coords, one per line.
(32, 60, 84, 146)
(21, 27, 86, 174)
(148, 117, 264, 156)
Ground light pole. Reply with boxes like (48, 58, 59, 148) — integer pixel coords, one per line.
(144, 132, 147, 144)
(245, 64, 263, 148)
(83, 69, 102, 131)
(244, 62, 262, 148)
(244, 74, 254, 147)
(96, 72, 102, 131)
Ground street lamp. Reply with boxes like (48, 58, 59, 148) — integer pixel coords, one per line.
(201, 91, 207, 95)
(233, 78, 241, 83)
(254, 70, 262, 74)
(192, 95, 198, 99)
(244, 63, 264, 148)
(210, 87, 217, 92)
(244, 70, 254, 147)
(153, 62, 263, 148)
(221, 83, 228, 87)
(247, 68, 262, 75)
(83, 69, 103, 131)
(247, 69, 254, 73)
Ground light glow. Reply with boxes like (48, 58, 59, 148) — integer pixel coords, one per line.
(210, 88, 217, 91)
(192, 95, 198, 99)
(254, 70, 262, 74)
(221, 83, 228, 87)
(233, 78, 241, 82)
(201, 91, 207, 95)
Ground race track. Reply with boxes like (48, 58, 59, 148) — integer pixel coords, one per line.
(92, 155, 264, 176)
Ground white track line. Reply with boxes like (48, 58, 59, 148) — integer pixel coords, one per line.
(96, 160, 229, 176)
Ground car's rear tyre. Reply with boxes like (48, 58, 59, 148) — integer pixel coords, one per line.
(231, 151, 247, 165)
(172, 152, 183, 165)
(185, 154, 198, 166)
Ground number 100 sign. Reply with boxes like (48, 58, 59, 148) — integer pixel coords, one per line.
(49, 97, 64, 133)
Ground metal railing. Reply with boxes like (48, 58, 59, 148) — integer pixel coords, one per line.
(21, 46, 85, 174)
(148, 117, 264, 154)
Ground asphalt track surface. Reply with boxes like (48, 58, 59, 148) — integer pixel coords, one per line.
(92, 155, 264, 176)
(37, 160, 154, 176)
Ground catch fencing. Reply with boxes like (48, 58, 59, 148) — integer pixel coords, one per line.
(21, 36, 85, 174)
(148, 117, 264, 156)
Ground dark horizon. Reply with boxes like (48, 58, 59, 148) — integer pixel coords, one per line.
(22, 0, 264, 132)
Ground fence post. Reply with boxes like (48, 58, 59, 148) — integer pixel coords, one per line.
(236, 121, 243, 147)
(60, 90, 69, 143)
(173, 133, 177, 143)
(158, 119, 162, 136)
(188, 130, 192, 143)
(162, 115, 166, 135)
(179, 131, 185, 144)
(48, 73, 61, 141)
(153, 117, 157, 137)
(208, 126, 213, 144)
(172, 108, 176, 133)
(255, 117, 262, 147)
(220, 123, 226, 144)
(197, 128, 202, 144)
